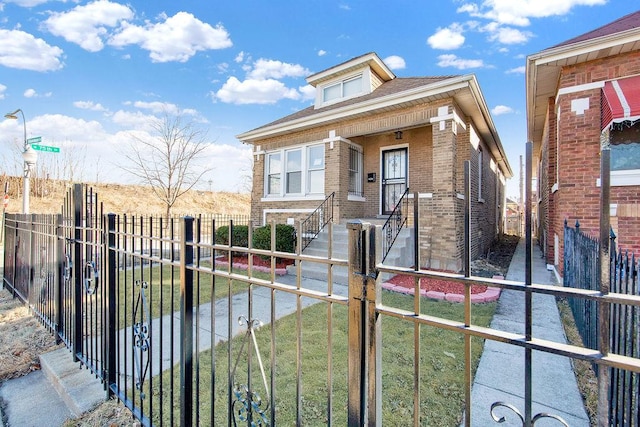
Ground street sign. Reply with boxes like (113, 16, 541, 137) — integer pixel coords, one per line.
(30, 144, 60, 153)
(27, 136, 42, 144)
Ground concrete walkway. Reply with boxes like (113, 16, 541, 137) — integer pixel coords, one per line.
(0, 240, 590, 426)
(467, 239, 589, 426)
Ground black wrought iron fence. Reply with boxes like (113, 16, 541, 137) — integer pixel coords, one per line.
(564, 219, 640, 425)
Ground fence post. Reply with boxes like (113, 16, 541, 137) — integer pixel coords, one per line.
(73, 184, 83, 362)
(55, 214, 63, 343)
(180, 216, 194, 427)
(347, 220, 366, 426)
(105, 213, 117, 397)
(598, 138, 611, 426)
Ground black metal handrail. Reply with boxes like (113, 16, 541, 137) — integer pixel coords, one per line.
(300, 192, 335, 251)
(381, 187, 410, 263)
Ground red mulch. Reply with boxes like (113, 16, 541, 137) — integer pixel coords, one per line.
(386, 274, 488, 294)
(216, 255, 294, 270)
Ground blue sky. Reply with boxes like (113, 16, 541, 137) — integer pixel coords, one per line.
(1, 0, 638, 196)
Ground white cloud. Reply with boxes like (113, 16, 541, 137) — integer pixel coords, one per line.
(132, 101, 181, 115)
(299, 84, 316, 101)
(383, 55, 406, 70)
(235, 51, 245, 63)
(247, 59, 310, 80)
(22, 88, 52, 98)
(318, 49, 327, 56)
(0, 84, 6, 100)
(108, 11, 232, 62)
(492, 105, 514, 115)
(339, 4, 351, 10)
(506, 65, 526, 74)
(44, 0, 134, 52)
(74, 101, 107, 111)
(437, 54, 485, 69)
(111, 109, 157, 131)
(214, 76, 301, 105)
(0, 29, 64, 71)
(484, 24, 532, 44)
(457, 0, 607, 27)
(427, 24, 466, 50)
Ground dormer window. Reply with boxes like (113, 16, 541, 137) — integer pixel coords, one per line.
(322, 74, 363, 104)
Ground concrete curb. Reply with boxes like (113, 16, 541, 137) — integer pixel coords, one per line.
(39, 348, 106, 418)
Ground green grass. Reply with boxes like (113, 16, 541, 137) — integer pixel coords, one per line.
(114, 261, 274, 326)
(133, 289, 495, 426)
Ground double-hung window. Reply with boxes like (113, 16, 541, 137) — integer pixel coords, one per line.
(266, 153, 281, 196)
(265, 143, 325, 197)
(322, 75, 363, 104)
(285, 149, 302, 194)
(307, 145, 324, 194)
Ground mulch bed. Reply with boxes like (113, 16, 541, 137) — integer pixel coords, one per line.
(215, 255, 294, 275)
(385, 274, 489, 294)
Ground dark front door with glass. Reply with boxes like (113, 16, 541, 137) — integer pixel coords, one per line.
(381, 148, 407, 215)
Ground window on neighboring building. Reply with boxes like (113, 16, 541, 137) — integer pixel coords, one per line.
(264, 143, 325, 197)
(322, 75, 363, 103)
(348, 145, 363, 196)
(266, 153, 281, 195)
(611, 142, 640, 171)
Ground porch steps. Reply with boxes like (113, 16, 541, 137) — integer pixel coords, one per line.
(289, 221, 414, 284)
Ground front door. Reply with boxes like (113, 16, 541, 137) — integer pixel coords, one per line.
(381, 148, 407, 214)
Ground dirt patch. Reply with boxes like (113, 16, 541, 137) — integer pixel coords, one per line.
(0, 288, 63, 381)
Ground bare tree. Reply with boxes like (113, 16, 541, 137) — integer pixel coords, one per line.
(122, 112, 212, 218)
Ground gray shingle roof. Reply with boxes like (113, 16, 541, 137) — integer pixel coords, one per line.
(552, 10, 640, 48)
(245, 76, 458, 133)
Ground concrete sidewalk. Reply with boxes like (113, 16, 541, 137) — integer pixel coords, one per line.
(467, 239, 589, 426)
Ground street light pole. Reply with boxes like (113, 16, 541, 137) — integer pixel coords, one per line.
(4, 108, 37, 214)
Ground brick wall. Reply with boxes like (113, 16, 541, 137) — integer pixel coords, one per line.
(542, 50, 640, 272)
(249, 99, 508, 272)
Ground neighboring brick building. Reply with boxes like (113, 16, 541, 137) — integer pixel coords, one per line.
(526, 11, 640, 274)
(238, 52, 512, 271)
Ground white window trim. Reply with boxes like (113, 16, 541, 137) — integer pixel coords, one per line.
(348, 142, 364, 197)
(263, 142, 325, 198)
(596, 169, 640, 187)
(319, 72, 365, 107)
(478, 146, 484, 202)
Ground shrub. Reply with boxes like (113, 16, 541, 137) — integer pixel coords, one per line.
(252, 224, 296, 259)
(215, 225, 249, 256)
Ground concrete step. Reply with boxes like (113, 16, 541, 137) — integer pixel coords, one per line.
(295, 225, 414, 284)
(39, 347, 106, 418)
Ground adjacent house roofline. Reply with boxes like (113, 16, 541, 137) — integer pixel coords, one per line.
(526, 11, 640, 149)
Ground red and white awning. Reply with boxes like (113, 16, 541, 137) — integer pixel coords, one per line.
(601, 75, 640, 130)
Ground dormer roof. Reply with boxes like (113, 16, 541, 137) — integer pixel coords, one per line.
(306, 52, 395, 87)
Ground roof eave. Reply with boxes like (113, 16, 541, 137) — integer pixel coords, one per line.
(526, 27, 640, 153)
(238, 75, 474, 141)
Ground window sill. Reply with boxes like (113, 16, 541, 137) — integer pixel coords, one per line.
(348, 194, 366, 202)
(478, 197, 485, 204)
(551, 182, 558, 193)
(596, 169, 640, 187)
(261, 195, 326, 202)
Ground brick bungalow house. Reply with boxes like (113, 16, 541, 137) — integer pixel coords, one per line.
(238, 52, 512, 271)
(526, 11, 640, 274)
